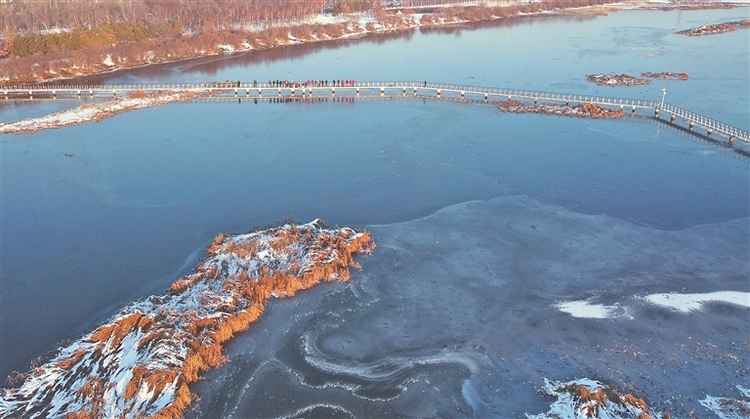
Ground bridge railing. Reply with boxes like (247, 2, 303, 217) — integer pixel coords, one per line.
(659, 102, 746, 137)
(4, 80, 748, 141)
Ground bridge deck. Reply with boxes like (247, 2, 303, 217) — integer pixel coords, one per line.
(3, 81, 748, 143)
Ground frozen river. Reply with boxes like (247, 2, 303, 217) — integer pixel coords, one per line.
(1, 7, 748, 418)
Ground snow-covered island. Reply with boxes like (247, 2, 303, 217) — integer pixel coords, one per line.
(678, 19, 750, 36)
(495, 100, 626, 118)
(0, 220, 375, 419)
(586, 73, 651, 87)
(640, 71, 689, 80)
(528, 378, 653, 419)
(530, 378, 750, 419)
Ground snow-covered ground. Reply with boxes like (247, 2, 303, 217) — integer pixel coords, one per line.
(555, 291, 750, 319)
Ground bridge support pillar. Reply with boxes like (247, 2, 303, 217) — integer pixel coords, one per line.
(414, 87, 417, 96)
(403, 87, 406, 96)
(77, 90, 81, 98)
(631, 106, 636, 115)
(534, 98, 538, 104)
(29, 90, 33, 99)
(729, 136, 735, 145)
(89, 89, 94, 98)
(234, 89, 238, 97)
(113, 89, 117, 97)
(689, 121, 694, 131)
(707, 129, 712, 137)
(381, 87, 385, 97)
(460, 91, 465, 101)
(508, 95, 512, 101)
(356, 88, 360, 97)
(331, 87, 335, 97)
(52, 90, 56, 98)
(670, 114, 675, 123)
(484, 93, 488, 103)
(245, 89, 250, 97)
(437, 89, 441, 98)
(3, 90, 7, 99)
(654, 108, 659, 118)
(278, 89, 282, 97)
(619, 105, 623, 111)
(258, 89, 262, 97)
(291, 88, 296, 97)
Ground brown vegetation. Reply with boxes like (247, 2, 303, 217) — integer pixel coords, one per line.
(161, 222, 374, 418)
(86, 312, 144, 349)
(556, 382, 653, 418)
(54, 348, 87, 370)
(127, 90, 148, 99)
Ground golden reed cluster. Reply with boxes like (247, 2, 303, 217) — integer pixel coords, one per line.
(555, 382, 655, 419)
(0, 220, 374, 419)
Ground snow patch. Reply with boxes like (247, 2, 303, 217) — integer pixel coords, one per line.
(700, 385, 750, 419)
(642, 291, 750, 313)
(554, 300, 624, 319)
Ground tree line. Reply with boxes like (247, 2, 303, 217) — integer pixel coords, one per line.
(8, 21, 182, 57)
(0, 0, 329, 37)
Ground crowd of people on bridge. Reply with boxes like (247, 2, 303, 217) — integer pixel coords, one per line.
(253, 79, 357, 88)
(255, 96, 356, 104)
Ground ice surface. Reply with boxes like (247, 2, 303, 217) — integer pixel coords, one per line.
(190, 195, 749, 418)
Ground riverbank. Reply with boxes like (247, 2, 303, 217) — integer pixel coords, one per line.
(1, 0, 745, 87)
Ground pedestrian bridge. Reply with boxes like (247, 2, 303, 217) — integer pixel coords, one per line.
(3, 80, 748, 144)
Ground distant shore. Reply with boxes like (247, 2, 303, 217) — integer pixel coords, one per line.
(1, 0, 746, 87)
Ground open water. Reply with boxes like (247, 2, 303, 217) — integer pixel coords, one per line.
(1, 7, 749, 417)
